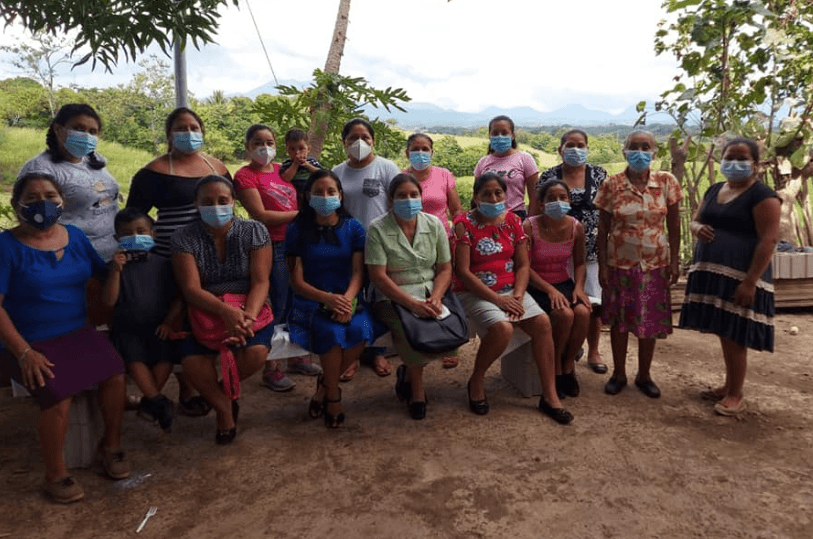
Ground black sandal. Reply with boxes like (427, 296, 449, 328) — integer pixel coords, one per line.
(309, 374, 325, 419)
(178, 395, 212, 417)
(324, 388, 345, 429)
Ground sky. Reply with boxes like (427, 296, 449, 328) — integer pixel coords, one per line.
(0, 0, 680, 116)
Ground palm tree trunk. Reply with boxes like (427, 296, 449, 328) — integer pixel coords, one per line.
(307, 0, 351, 159)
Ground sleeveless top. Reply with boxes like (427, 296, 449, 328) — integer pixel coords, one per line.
(528, 215, 577, 284)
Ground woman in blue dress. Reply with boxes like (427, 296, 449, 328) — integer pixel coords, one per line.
(285, 170, 374, 428)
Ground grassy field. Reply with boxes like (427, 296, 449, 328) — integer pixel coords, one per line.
(0, 125, 633, 229)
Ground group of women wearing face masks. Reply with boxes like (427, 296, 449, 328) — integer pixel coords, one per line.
(0, 104, 779, 504)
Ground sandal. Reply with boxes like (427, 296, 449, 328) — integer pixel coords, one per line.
(372, 355, 392, 377)
(538, 397, 574, 425)
(713, 399, 746, 417)
(178, 395, 212, 417)
(441, 355, 459, 369)
(339, 360, 360, 382)
(309, 374, 326, 418)
(324, 388, 345, 429)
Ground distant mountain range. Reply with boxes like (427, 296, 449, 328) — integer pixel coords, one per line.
(244, 80, 650, 129)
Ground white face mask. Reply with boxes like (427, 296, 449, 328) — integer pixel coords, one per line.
(347, 139, 372, 162)
(252, 145, 276, 166)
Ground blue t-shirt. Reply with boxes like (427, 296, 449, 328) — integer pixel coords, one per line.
(0, 224, 106, 344)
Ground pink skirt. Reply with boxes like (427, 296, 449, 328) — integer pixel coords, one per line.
(601, 266, 673, 339)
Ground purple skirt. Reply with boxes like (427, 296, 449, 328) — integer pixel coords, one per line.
(1, 325, 125, 409)
(601, 266, 673, 339)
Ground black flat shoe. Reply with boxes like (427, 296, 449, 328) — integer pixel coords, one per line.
(467, 380, 489, 416)
(409, 399, 427, 420)
(587, 361, 608, 374)
(538, 397, 573, 425)
(215, 427, 237, 445)
(309, 374, 325, 419)
(324, 388, 345, 429)
(562, 372, 580, 398)
(635, 377, 661, 399)
(604, 376, 627, 396)
(395, 365, 411, 403)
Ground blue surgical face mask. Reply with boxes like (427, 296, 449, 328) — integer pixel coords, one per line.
(625, 150, 653, 172)
(544, 201, 571, 219)
(393, 198, 422, 220)
(18, 199, 62, 229)
(64, 129, 98, 159)
(490, 135, 513, 154)
(117, 234, 156, 252)
(198, 204, 233, 228)
(408, 151, 432, 171)
(720, 160, 753, 182)
(309, 195, 341, 216)
(562, 147, 588, 167)
(173, 131, 204, 154)
(477, 201, 506, 218)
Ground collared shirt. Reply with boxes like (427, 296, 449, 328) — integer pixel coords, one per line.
(594, 169, 683, 270)
(365, 211, 451, 301)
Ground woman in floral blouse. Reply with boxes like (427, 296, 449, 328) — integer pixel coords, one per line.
(453, 172, 572, 424)
(595, 130, 682, 399)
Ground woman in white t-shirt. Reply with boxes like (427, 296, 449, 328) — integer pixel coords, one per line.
(473, 115, 539, 220)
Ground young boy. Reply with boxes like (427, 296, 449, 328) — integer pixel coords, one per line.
(279, 129, 325, 203)
(102, 208, 184, 431)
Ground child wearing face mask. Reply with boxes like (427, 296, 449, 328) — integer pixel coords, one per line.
(101, 208, 185, 431)
(524, 180, 592, 400)
(279, 129, 325, 202)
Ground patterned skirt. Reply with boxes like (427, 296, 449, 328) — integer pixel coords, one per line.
(679, 231, 774, 351)
(601, 266, 673, 339)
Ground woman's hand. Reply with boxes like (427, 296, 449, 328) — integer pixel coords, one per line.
(669, 259, 680, 285)
(598, 265, 609, 290)
(733, 280, 757, 307)
(548, 289, 570, 311)
(325, 293, 353, 316)
(497, 294, 525, 320)
(573, 287, 592, 308)
(155, 323, 173, 340)
(425, 296, 444, 316)
(693, 222, 715, 243)
(220, 303, 255, 341)
(410, 298, 441, 319)
(20, 349, 54, 389)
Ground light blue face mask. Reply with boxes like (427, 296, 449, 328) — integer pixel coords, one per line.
(625, 150, 653, 172)
(490, 136, 513, 154)
(393, 198, 422, 220)
(173, 131, 204, 154)
(199, 204, 233, 228)
(117, 235, 156, 252)
(562, 147, 588, 167)
(720, 160, 753, 182)
(309, 195, 341, 216)
(64, 130, 98, 158)
(408, 151, 432, 171)
(478, 201, 506, 218)
(544, 201, 571, 219)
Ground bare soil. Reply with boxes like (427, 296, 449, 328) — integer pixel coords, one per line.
(1, 312, 812, 539)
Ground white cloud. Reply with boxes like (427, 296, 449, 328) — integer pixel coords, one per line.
(0, 0, 679, 114)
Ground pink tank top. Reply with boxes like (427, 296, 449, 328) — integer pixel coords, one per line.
(529, 215, 576, 284)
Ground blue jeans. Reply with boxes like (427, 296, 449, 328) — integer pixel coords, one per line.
(270, 240, 291, 323)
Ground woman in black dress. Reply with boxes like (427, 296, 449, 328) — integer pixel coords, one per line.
(679, 138, 780, 417)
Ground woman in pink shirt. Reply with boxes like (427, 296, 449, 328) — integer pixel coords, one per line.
(473, 115, 539, 219)
(234, 124, 320, 392)
(524, 179, 591, 400)
(403, 133, 464, 368)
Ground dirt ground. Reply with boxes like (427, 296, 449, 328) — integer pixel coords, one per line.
(1, 311, 812, 539)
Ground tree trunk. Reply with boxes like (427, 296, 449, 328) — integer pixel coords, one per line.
(307, 0, 351, 159)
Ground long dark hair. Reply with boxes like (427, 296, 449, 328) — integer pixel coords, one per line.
(295, 169, 352, 231)
(46, 103, 106, 170)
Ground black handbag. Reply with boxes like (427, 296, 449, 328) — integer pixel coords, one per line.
(392, 289, 469, 354)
